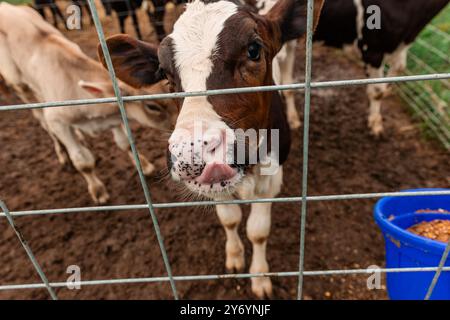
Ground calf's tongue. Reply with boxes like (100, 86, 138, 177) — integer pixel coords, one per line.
(195, 163, 237, 184)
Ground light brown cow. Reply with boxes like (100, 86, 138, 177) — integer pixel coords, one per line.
(0, 3, 176, 204)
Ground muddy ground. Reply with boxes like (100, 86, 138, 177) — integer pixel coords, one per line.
(0, 7, 449, 300)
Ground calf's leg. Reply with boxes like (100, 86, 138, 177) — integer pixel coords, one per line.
(32, 109, 69, 165)
(366, 65, 387, 137)
(112, 125, 155, 175)
(216, 203, 245, 272)
(130, 10, 143, 39)
(47, 121, 109, 204)
(279, 40, 301, 130)
(35, 6, 46, 19)
(118, 14, 126, 34)
(384, 45, 410, 96)
(386, 45, 409, 77)
(246, 167, 283, 298)
(50, 4, 66, 29)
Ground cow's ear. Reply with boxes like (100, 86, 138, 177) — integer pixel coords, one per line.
(98, 34, 162, 88)
(78, 80, 111, 97)
(265, 0, 324, 43)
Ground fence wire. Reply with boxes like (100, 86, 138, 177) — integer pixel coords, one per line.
(297, 0, 315, 300)
(0, 0, 449, 300)
(396, 19, 450, 150)
(87, 0, 178, 299)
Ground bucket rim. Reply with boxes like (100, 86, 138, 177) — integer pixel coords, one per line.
(374, 188, 450, 255)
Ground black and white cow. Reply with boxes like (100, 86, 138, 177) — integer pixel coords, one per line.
(101, 0, 324, 298)
(314, 0, 449, 136)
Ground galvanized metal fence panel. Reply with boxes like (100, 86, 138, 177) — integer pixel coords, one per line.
(0, 0, 449, 300)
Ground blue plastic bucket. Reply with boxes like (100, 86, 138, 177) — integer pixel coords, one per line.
(374, 189, 450, 300)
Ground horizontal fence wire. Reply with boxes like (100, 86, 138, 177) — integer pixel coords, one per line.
(0, 0, 449, 300)
(2, 190, 450, 218)
(1, 74, 449, 112)
(0, 191, 450, 217)
(1, 266, 450, 292)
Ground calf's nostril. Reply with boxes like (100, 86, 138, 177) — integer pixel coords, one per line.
(205, 137, 222, 154)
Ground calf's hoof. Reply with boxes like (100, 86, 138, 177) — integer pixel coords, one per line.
(56, 151, 69, 166)
(130, 152, 155, 176)
(226, 252, 245, 273)
(89, 184, 110, 204)
(251, 277, 273, 299)
(288, 117, 301, 130)
(368, 114, 384, 137)
(141, 161, 155, 176)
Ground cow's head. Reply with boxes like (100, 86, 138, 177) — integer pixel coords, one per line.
(104, 0, 323, 198)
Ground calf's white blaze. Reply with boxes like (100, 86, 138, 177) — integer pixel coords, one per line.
(168, 0, 238, 162)
(170, 0, 237, 92)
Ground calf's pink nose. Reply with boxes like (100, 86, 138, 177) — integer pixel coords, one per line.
(196, 163, 237, 184)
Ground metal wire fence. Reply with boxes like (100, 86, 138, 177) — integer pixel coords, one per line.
(0, 0, 450, 300)
(396, 7, 450, 150)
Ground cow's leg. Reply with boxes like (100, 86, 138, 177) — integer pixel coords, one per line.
(50, 6, 59, 28)
(366, 65, 388, 137)
(35, 6, 46, 20)
(0, 35, 28, 103)
(80, 5, 85, 30)
(387, 45, 409, 77)
(384, 45, 410, 96)
(50, 4, 66, 29)
(246, 167, 283, 298)
(280, 40, 300, 130)
(162, 1, 177, 37)
(112, 125, 155, 175)
(32, 109, 69, 165)
(130, 10, 142, 39)
(216, 203, 245, 272)
(145, 9, 158, 42)
(103, 0, 112, 16)
(87, 4, 95, 25)
(47, 121, 109, 204)
(118, 14, 126, 34)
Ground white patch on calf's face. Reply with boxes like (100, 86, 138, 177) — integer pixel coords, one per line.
(175, 96, 222, 128)
(168, 0, 238, 159)
(170, 0, 238, 92)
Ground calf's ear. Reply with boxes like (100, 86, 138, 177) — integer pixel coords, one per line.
(97, 34, 162, 88)
(78, 80, 111, 97)
(265, 0, 324, 43)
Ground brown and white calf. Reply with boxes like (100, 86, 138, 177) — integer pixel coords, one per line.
(0, 3, 176, 204)
(104, 0, 323, 297)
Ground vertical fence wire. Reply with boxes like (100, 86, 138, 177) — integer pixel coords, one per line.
(424, 238, 450, 300)
(297, 0, 315, 300)
(86, 0, 178, 299)
(0, 201, 57, 300)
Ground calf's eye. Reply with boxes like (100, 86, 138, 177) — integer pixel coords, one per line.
(145, 103, 163, 113)
(247, 42, 261, 61)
